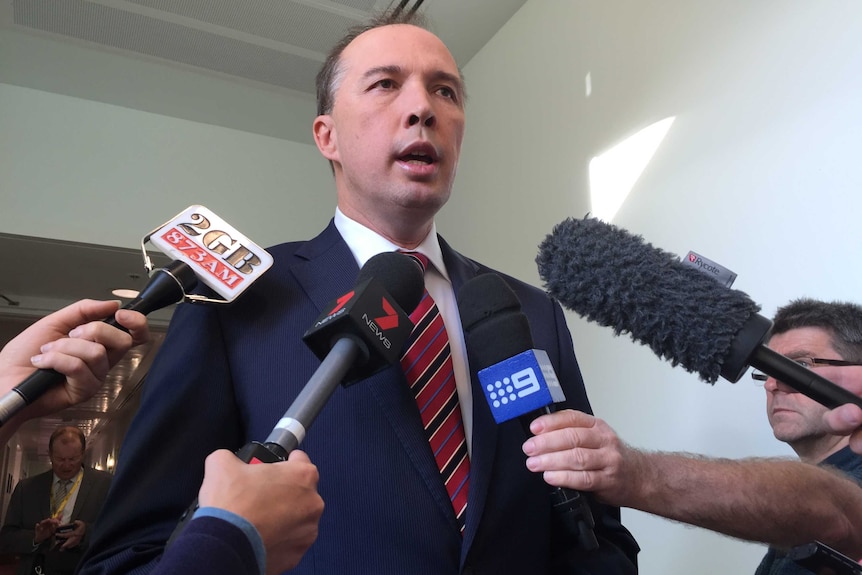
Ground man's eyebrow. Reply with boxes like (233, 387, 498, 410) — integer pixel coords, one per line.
(361, 65, 403, 80)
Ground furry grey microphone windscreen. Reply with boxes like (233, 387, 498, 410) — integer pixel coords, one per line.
(458, 273, 534, 370)
(360, 251, 425, 316)
(535, 217, 761, 383)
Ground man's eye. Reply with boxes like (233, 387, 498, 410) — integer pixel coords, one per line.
(373, 79, 395, 89)
(437, 86, 457, 101)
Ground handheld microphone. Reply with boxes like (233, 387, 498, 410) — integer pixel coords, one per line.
(168, 251, 424, 545)
(457, 273, 598, 551)
(536, 216, 862, 410)
(0, 205, 273, 427)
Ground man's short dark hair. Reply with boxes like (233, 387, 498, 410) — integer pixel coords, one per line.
(771, 298, 862, 362)
(48, 425, 86, 455)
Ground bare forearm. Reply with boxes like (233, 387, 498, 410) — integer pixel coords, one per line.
(627, 451, 862, 556)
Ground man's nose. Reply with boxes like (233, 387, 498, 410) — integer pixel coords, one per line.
(764, 375, 796, 393)
(403, 86, 435, 128)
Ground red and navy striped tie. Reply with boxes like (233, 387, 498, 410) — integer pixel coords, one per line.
(400, 252, 470, 533)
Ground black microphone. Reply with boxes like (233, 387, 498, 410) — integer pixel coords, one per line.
(458, 273, 598, 552)
(168, 251, 424, 545)
(0, 260, 198, 426)
(536, 216, 862, 410)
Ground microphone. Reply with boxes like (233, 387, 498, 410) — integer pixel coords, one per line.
(0, 205, 273, 427)
(457, 273, 598, 551)
(301, 251, 423, 386)
(536, 216, 862, 410)
(168, 251, 424, 545)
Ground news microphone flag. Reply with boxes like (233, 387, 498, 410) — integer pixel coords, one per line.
(478, 349, 566, 424)
(147, 205, 273, 303)
(303, 275, 415, 386)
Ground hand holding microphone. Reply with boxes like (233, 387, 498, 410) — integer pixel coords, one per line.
(0, 262, 196, 426)
(0, 300, 149, 443)
(522, 409, 650, 511)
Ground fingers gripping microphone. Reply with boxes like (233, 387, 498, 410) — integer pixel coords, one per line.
(458, 273, 599, 552)
(0, 206, 273, 427)
(168, 251, 424, 545)
(536, 216, 862, 410)
(0, 261, 197, 426)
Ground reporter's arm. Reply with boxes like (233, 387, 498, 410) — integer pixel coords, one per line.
(524, 409, 862, 557)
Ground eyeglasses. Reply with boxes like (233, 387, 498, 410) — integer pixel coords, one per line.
(751, 357, 862, 382)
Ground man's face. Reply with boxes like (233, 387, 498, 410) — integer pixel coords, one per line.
(50, 438, 84, 480)
(765, 326, 862, 458)
(313, 24, 466, 237)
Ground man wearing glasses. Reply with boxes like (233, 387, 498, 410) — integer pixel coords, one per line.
(523, 298, 862, 573)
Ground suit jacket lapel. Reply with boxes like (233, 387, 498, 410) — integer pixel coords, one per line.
(38, 472, 53, 521)
(439, 238, 499, 562)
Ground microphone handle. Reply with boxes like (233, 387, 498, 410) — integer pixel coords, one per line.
(520, 407, 599, 552)
(167, 336, 362, 547)
(750, 345, 862, 410)
(0, 262, 195, 427)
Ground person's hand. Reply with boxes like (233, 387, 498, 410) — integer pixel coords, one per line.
(55, 520, 86, 550)
(824, 404, 862, 454)
(522, 409, 644, 507)
(0, 299, 149, 420)
(33, 517, 60, 545)
(197, 449, 324, 575)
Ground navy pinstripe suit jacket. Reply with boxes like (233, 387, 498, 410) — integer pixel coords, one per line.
(80, 221, 639, 575)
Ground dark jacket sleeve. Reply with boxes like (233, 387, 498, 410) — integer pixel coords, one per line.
(150, 517, 260, 575)
(0, 478, 37, 555)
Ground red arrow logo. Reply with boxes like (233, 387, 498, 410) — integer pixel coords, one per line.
(374, 298, 399, 330)
(329, 291, 354, 315)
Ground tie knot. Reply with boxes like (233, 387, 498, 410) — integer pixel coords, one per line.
(399, 250, 429, 274)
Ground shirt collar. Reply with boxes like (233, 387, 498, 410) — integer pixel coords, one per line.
(334, 207, 449, 282)
(53, 469, 83, 484)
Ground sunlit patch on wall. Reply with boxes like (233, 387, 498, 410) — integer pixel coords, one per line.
(589, 117, 675, 221)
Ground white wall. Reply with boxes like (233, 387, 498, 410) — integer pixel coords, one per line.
(0, 82, 334, 250)
(446, 1, 862, 573)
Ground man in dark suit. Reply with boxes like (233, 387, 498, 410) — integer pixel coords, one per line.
(1, 426, 112, 575)
(80, 9, 639, 575)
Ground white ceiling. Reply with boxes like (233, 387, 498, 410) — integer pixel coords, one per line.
(1, 0, 528, 144)
(0, 0, 527, 463)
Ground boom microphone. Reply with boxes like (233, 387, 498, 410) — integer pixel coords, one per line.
(458, 273, 598, 552)
(168, 251, 424, 545)
(536, 216, 862, 410)
(0, 205, 273, 427)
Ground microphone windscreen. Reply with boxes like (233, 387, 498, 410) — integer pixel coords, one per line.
(458, 274, 534, 370)
(359, 252, 425, 316)
(536, 216, 761, 383)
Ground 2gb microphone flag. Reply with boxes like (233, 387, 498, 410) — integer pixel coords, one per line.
(148, 205, 274, 302)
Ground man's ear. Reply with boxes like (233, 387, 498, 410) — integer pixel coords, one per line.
(313, 115, 338, 162)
